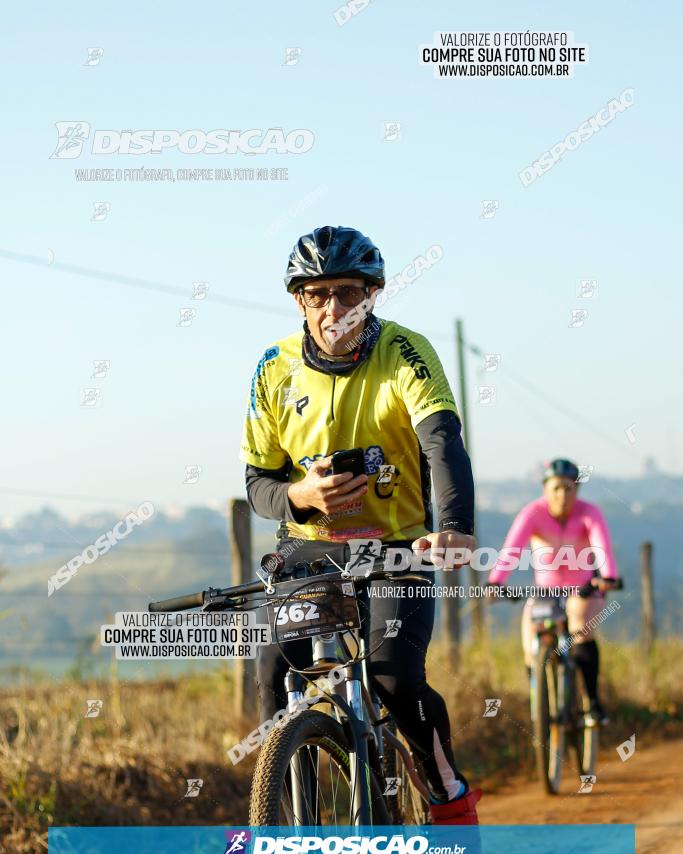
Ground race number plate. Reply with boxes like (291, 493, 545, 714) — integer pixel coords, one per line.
(530, 598, 563, 623)
(266, 573, 361, 641)
(530, 601, 554, 620)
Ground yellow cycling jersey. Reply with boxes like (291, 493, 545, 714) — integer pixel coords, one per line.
(239, 319, 459, 542)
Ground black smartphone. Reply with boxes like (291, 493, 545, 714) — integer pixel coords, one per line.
(330, 448, 366, 478)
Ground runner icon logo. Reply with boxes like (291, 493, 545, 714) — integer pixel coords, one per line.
(578, 774, 596, 793)
(483, 698, 502, 718)
(225, 830, 251, 854)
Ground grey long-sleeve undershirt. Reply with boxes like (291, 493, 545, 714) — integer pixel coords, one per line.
(244, 410, 474, 535)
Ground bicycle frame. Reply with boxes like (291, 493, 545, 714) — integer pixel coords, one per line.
(149, 557, 432, 826)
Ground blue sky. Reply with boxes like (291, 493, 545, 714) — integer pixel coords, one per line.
(1, 2, 680, 519)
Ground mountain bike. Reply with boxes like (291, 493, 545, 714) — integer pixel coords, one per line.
(149, 555, 431, 826)
(528, 574, 623, 794)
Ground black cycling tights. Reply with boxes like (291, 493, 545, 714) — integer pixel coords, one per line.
(256, 540, 468, 802)
(570, 639, 600, 702)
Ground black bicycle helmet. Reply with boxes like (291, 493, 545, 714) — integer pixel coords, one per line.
(284, 225, 385, 292)
(542, 458, 580, 482)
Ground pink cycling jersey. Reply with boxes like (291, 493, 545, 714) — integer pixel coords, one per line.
(487, 497, 619, 588)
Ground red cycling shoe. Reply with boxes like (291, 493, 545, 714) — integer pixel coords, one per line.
(429, 788, 483, 825)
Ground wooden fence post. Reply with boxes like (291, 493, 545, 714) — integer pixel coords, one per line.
(229, 498, 256, 719)
(640, 541, 655, 656)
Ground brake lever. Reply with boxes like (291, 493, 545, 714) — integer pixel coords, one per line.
(203, 591, 241, 611)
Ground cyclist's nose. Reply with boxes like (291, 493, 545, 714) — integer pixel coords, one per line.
(325, 294, 346, 320)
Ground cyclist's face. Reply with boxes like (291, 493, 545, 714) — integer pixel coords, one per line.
(294, 277, 379, 355)
(543, 476, 578, 518)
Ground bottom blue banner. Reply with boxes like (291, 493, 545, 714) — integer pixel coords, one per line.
(48, 824, 634, 854)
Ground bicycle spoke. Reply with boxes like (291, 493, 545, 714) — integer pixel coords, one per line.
(281, 739, 352, 825)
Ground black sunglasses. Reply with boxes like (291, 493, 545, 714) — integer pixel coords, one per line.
(300, 284, 370, 308)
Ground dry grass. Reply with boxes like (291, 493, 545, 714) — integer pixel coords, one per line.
(1, 638, 682, 852)
(429, 634, 683, 788)
(0, 665, 253, 852)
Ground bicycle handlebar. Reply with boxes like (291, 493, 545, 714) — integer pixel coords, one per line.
(148, 591, 206, 613)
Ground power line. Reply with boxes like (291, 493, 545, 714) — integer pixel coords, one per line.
(0, 487, 143, 504)
(1, 539, 229, 554)
(0, 243, 636, 465)
(0, 248, 291, 317)
(0, 248, 466, 334)
(465, 339, 632, 457)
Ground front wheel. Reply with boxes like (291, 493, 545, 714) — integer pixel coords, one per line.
(570, 667, 599, 777)
(533, 642, 565, 794)
(249, 710, 391, 826)
(382, 720, 430, 825)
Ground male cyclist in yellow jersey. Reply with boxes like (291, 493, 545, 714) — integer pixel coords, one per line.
(240, 225, 481, 825)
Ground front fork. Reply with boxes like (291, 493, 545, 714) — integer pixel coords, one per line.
(284, 636, 374, 827)
(345, 660, 373, 825)
(285, 670, 314, 826)
(284, 635, 341, 826)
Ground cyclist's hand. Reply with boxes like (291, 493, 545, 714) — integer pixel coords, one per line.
(411, 531, 475, 569)
(287, 456, 368, 515)
(593, 577, 620, 593)
(577, 581, 595, 598)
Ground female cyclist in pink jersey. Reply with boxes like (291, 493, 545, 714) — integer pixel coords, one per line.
(487, 459, 621, 724)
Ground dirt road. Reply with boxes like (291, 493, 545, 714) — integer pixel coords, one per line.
(478, 738, 683, 853)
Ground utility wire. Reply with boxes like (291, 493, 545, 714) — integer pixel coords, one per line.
(465, 340, 632, 457)
(0, 249, 290, 317)
(0, 487, 143, 504)
(1, 247, 633, 459)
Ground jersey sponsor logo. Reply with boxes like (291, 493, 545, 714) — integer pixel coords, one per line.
(241, 443, 264, 458)
(364, 445, 385, 474)
(316, 525, 385, 541)
(389, 334, 432, 379)
(299, 454, 324, 470)
(249, 346, 280, 419)
(330, 499, 363, 519)
(416, 396, 454, 412)
(295, 396, 309, 415)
